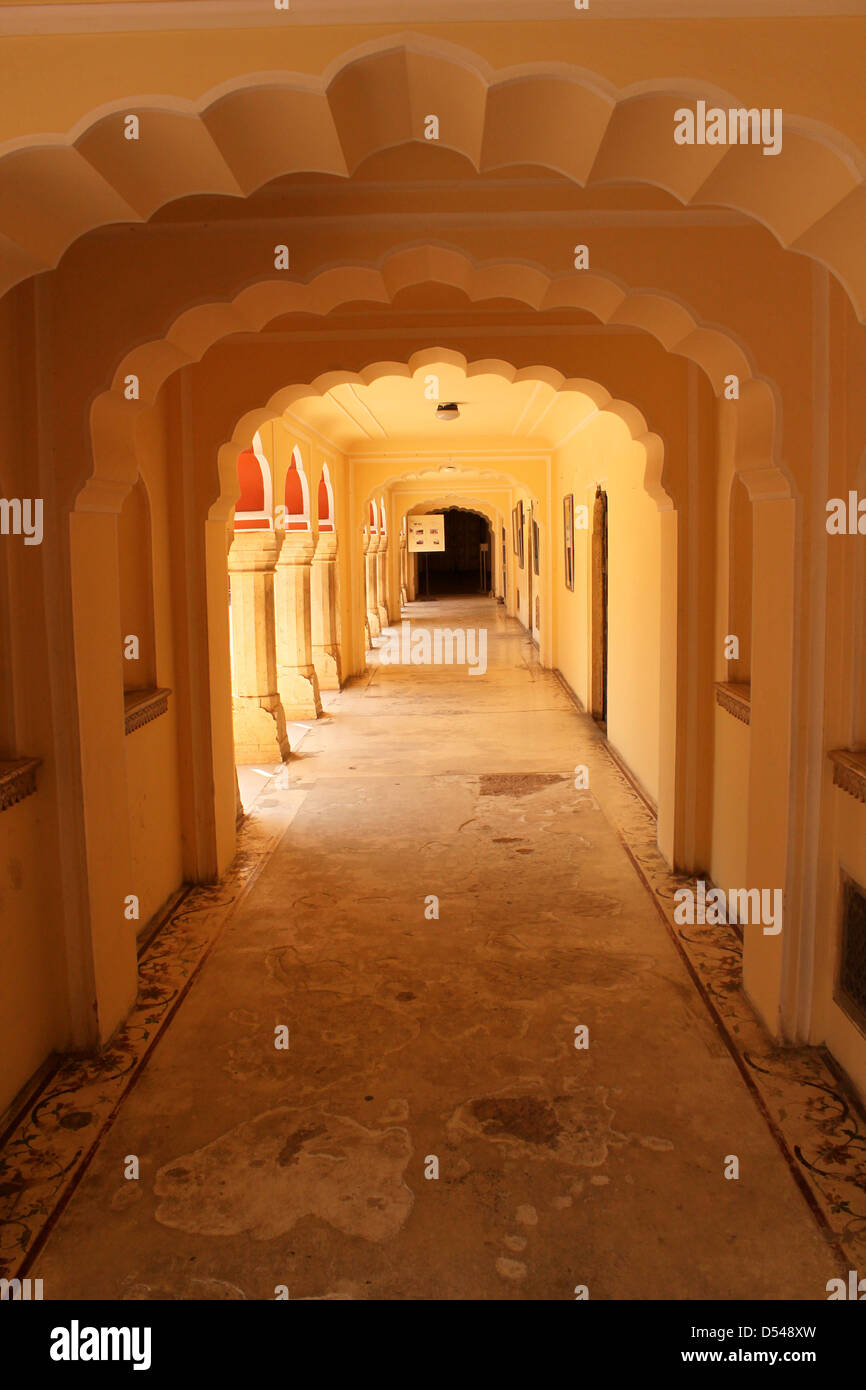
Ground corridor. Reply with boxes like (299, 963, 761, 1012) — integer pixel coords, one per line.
(20, 599, 839, 1301)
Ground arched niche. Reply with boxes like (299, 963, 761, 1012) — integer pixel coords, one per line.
(118, 475, 156, 692)
(728, 473, 753, 685)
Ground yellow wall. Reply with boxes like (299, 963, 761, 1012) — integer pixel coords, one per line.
(709, 401, 750, 892)
(0, 286, 72, 1112)
(553, 418, 662, 805)
(125, 398, 183, 932)
(0, 792, 67, 1110)
(815, 792, 866, 1099)
(710, 709, 750, 895)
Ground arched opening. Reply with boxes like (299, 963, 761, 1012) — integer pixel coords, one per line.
(228, 437, 289, 797)
(311, 463, 341, 692)
(317, 463, 335, 533)
(281, 446, 311, 532)
(420, 507, 492, 597)
(3, 39, 865, 324)
(234, 433, 272, 532)
(82, 309, 783, 1103)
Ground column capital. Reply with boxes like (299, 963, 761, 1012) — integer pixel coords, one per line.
(276, 529, 317, 566)
(227, 527, 280, 572)
(313, 531, 339, 561)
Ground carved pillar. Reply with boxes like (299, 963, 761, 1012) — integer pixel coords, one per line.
(376, 537, 390, 627)
(310, 531, 342, 691)
(366, 532, 382, 638)
(228, 530, 290, 763)
(275, 530, 323, 719)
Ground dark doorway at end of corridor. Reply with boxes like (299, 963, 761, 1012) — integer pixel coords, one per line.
(423, 508, 492, 596)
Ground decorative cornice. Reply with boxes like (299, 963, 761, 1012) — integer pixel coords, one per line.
(714, 682, 751, 726)
(0, 757, 41, 812)
(124, 688, 171, 736)
(829, 749, 866, 804)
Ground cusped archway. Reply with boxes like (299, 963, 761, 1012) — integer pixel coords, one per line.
(2, 37, 865, 317)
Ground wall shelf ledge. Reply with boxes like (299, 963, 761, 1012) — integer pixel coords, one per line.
(714, 682, 751, 726)
(829, 749, 866, 804)
(0, 757, 41, 812)
(124, 688, 171, 736)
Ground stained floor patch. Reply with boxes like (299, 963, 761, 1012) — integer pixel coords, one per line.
(478, 773, 568, 797)
(470, 1096, 562, 1147)
(154, 1110, 414, 1242)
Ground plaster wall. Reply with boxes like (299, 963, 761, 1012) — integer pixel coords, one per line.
(0, 287, 72, 1113)
(709, 396, 750, 895)
(553, 417, 662, 806)
(124, 398, 184, 932)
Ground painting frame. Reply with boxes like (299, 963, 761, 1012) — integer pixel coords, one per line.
(512, 501, 525, 569)
(563, 493, 575, 591)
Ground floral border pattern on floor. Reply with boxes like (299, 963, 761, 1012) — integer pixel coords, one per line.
(0, 812, 286, 1283)
(590, 718, 866, 1272)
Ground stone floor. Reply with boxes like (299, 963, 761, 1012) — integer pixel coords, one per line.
(12, 597, 858, 1299)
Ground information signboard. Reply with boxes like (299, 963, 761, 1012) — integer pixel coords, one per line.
(408, 514, 445, 552)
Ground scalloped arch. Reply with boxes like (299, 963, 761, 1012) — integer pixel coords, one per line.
(401, 497, 507, 545)
(211, 350, 672, 533)
(83, 247, 767, 513)
(2, 36, 865, 318)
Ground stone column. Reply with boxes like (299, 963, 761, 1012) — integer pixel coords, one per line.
(376, 537, 390, 628)
(365, 532, 382, 638)
(275, 530, 323, 719)
(228, 530, 290, 763)
(310, 530, 342, 691)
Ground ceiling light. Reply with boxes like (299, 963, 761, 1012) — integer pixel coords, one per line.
(436, 402, 460, 421)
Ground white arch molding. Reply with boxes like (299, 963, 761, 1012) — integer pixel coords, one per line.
(2, 36, 865, 316)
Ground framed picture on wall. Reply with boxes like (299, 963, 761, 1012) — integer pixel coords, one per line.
(563, 494, 575, 590)
(512, 502, 525, 568)
(532, 517, 540, 577)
